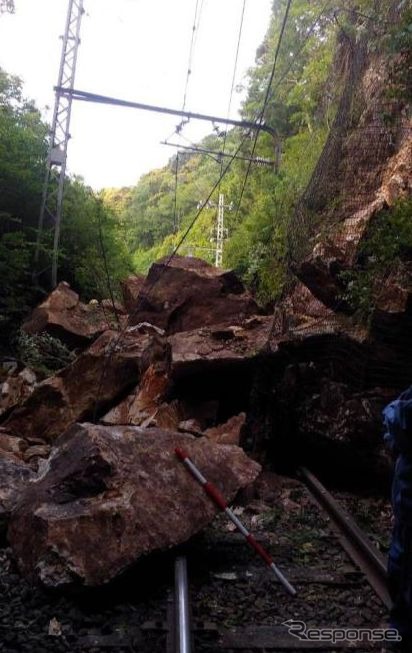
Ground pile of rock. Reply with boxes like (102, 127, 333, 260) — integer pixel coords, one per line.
(0, 254, 410, 588)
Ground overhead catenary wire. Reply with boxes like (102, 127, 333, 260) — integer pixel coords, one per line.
(161, 140, 275, 167)
(174, 0, 247, 258)
(172, 0, 206, 231)
(181, 0, 205, 115)
(91, 0, 331, 334)
(90, 0, 298, 417)
(93, 2, 292, 329)
(91, 122, 257, 420)
(90, 115, 264, 421)
(172, 0, 206, 234)
(219, 0, 247, 179)
(164, 0, 333, 189)
(233, 0, 293, 225)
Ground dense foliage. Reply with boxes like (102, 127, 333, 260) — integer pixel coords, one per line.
(0, 0, 410, 348)
(102, 0, 410, 305)
(0, 68, 133, 347)
(109, 0, 395, 302)
(340, 198, 412, 319)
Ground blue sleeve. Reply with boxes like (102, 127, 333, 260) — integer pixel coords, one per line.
(383, 386, 412, 456)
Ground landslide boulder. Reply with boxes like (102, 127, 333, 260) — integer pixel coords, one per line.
(120, 274, 145, 313)
(170, 317, 274, 378)
(128, 256, 259, 334)
(8, 423, 261, 587)
(22, 282, 121, 347)
(0, 431, 34, 531)
(204, 413, 246, 446)
(0, 368, 37, 418)
(4, 330, 153, 442)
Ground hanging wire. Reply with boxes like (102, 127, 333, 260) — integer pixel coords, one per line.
(171, 0, 206, 235)
(182, 0, 205, 114)
(232, 0, 293, 224)
(91, 0, 298, 420)
(219, 0, 247, 180)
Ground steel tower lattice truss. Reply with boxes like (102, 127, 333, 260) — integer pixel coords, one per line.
(0, 1, 15, 13)
(215, 193, 230, 268)
(35, 0, 85, 287)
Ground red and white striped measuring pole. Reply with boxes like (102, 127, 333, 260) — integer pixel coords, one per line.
(175, 447, 297, 597)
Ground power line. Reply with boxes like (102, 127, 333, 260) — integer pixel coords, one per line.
(95, 1, 292, 320)
(172, 0, 246, 266)
(229, 0, 336, 225)
(266, 0, 333, 109)
(181, 0, 205, 115)
(90, 0, 293, 415)
(233, 0, 293, 225)
(160, 140, 276, 167)
(172, 0, 206, 230)
(220, 0, 247, 178)
(161, 130, 253, 266)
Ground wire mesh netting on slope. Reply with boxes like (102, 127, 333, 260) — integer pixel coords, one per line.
(280, 6, 412, 395)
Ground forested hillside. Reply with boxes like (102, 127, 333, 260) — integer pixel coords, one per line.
(0, 69, 133, 346)
(103, 0, 411, 303)
(0, 0, 410, 348)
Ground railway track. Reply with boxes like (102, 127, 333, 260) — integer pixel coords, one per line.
(0, 468, 393, 653)
(138, 468, 392, 653)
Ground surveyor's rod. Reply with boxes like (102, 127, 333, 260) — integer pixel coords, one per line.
(175, 447, 297, 597)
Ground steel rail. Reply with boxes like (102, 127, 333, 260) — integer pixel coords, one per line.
(175, 556, 192, 653)
(298, 466, 392, 610)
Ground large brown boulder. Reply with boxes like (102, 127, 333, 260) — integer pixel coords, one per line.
(279, 281, 336, 330)
(0, 431, 34, 531)
(8, 423, 261, 587)
(0, 368, 37, 418)
(128, 256, 259, 334)
(204, 413, 246, 446)
(101, 363, 171, 427)
(170, 316, 274, 378)
(22, 282, 121, 347)
(4, 330, 154, 442)
(120, 274, 145, 313)
(368, 262, 412, 388)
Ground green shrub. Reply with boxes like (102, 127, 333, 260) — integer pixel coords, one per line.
(339, 198, 412, 319)
(16, 330, 75, 377)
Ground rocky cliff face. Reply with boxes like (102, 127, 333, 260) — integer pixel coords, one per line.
(290, 14, 411, 311)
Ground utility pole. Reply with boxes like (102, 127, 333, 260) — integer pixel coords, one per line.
(34, 0, 85, 288)
(0, 0, 15, 13)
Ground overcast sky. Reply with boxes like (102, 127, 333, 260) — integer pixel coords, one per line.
(0, 0, 272, 189)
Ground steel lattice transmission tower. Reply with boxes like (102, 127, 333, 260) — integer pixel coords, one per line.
(34, 0, 85, 287)
(0, 1, 15, 14)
